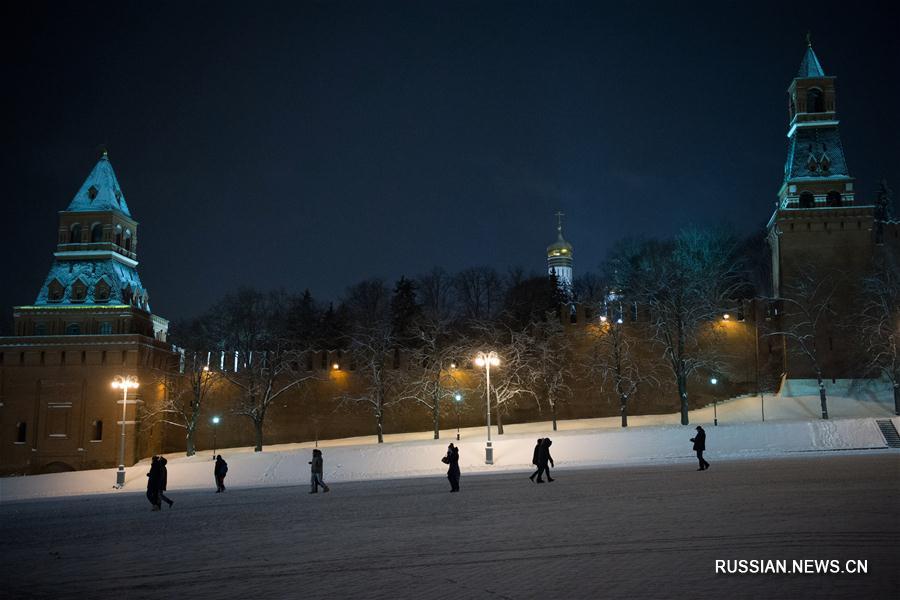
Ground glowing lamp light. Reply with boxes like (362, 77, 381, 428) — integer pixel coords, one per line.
(710, 378, 718, 385)
(599, 315, 608, 322)
(474, 356, 485, 367)
(203, 365, 210, 372)
(723, 313, 731, 320)
(450, 362, 457, 369)
(616, 318, 624, 324)
(454, 393, 463, 402)
(212, 416, 221, 425)
(332, 363, 340, 370)
(111, 376, 139, 390)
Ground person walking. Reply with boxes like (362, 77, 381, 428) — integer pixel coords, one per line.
(691, 426, 710, 471)
(158, 457, 174, 508)
(535, 438, 555, 483)
(146, 455, 161, 511)
(309, 449, 330, 493)
(442, 443, 460, 492)
(214, 455, 228, 493)
(529, 438, 544, 482)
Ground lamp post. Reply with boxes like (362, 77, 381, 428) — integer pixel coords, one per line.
(111, 375, 139, 488)
(474, 351, 500, 465)
(454, 392, 463, 441)
(710, 377, 718, 426)
(211, 416, 220, 459)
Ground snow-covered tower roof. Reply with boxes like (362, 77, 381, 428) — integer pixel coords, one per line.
(65, 150, 132, 217)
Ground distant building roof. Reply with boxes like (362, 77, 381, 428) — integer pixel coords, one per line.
(65, 152, 131, 217)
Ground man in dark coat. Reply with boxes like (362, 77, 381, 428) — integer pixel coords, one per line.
(158, 457, 174, 508)
(146, 456, 161, 510)
(691, 426, 710, 471)
(535, 438, 555, 483)
(442, 443, 460, 492)
(529, 438, 543, 482)
(214, 455, 228, 493)
(309, 449, 330, 493)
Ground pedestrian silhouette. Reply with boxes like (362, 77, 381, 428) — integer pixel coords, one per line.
(214, 455, 228, 493)
(146, 455, 161, 510)
(529, 438, 543, 482)
(309, 449, 330, 493)
(442, 443, 460, 492)
(535, 438, 555, 483)
(158, 457, 174, 507)
(691, 426, 710, 471)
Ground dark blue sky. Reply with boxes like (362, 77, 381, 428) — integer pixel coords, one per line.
(3, 1, 898, 329)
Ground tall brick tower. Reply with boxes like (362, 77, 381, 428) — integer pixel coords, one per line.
(767, 39, 877, 378)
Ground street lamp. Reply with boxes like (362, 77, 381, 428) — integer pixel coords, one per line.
(211, 416, 221, 458)
(111, 375, 139, 488)
(474, 351, 500, 464)
(453, 392, 463, 441)
(710, 377, 718, 426)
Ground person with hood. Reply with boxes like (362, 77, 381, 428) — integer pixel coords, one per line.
(691, 426, 710, 471)
(442, 443, 460, 492)
(309, 449, 330, 493)
(158, 457, 174, 508)
(529, 438, 544, 482)
(146, 455, 161, 510)
(214, 455, 228, 493)
(535, 438, 555, 483)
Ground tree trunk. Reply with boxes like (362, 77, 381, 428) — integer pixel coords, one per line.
(817, 377, 829, 420)
(496, 404, 504, 435)
(620, 395, 628, 428)
(678, 374, 689, 425)
(376, 411, 384, 444)
(253, 420, 264, 452)
(433, 389, 440, 440)
(551, 401, 558, 431)
(893, 382, 899, 416)
(185, 430, 196, 457)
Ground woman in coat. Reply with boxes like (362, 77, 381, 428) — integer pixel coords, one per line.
(146, 456, 161, 510)
(442, 443, 460, 492)
(214, 455, 228, 493)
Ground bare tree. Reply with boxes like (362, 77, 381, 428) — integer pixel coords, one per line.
(583, 318, 655, 427)
(212, 288, 314, 451)
(471, 324, 536, 435)
(146, 350, 219, 456)
(765, 268, 839, 419)
(341, 279, 402, 443)
(859, 255, 900, 414)
(454, 267, 504, 322)
(609, 228, 744, 425)
(525, 316, 573, 431)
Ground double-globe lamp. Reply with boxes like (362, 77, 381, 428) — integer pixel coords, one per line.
(111, 375, 139, 488)
(474, 351, 500, 465)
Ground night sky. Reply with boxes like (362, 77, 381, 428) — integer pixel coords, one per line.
(3, 1, 898, 331)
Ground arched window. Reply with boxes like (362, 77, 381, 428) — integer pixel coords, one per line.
(65, 323, 81, 335)
(91, 420, 103, 441)
(90, 223, 103, 243)
(806, 88, 824, 113)
(798, 192, 815, 208)
(16, 422, 27, 443)
(69, 223, 82, 243)
(826, 191, 842, 207)
(114, 224, 123, 247)
(124, 229, 132, 252)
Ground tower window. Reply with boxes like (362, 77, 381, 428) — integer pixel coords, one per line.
(798, 192, 814, 208)
(16, 422, 27, 443)
(114, 224, 123, 247)
(71, 279, 87, 303)
(91, 420, 103, 441)
(826, 191, 842, 207)
(94, 278, 111, 302)
(48, 279, 65, 302)
(124, 229, 132, 252)
(69, 223, 82, 243)
(806, 88, 824, 113)
(90, 223, 103, 243)
(87, 185, 99, 200)
(99, 321, 113, 335)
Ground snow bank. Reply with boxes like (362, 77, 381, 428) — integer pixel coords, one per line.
(0, 417, 889, 503)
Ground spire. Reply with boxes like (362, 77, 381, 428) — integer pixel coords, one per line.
(556, 210, 565, 240)
(797, 34, 825, 78)
(65, 152, 132, 216)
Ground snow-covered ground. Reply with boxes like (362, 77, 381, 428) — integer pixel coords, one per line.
(2, 388, 896, 503)
(2, 454, 897, 599)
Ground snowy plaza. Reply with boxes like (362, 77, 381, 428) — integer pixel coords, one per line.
(2, 452, 898, 599)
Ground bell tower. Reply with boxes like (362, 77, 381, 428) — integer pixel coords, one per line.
(547, 211, 574, 297)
